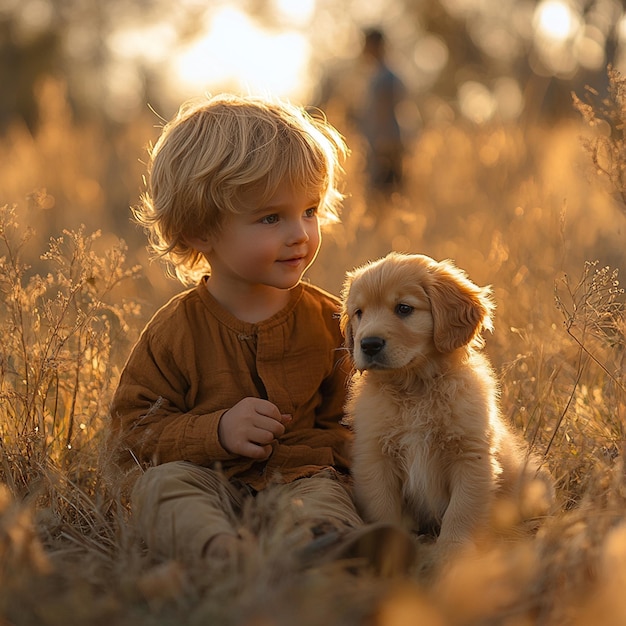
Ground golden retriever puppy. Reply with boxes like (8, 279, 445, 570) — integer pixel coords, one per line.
(340, 252, 551, 551)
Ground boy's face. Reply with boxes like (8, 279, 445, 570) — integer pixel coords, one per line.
(202, 182, 322, 294)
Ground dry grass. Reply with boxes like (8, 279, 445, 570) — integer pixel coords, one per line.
(0, 72, 625, 625)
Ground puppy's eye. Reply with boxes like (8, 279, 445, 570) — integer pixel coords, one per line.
(395, 303, 414, 317)
(353, 309, 363, 320)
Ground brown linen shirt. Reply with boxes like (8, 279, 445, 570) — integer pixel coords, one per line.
(109, 277, 352, 491)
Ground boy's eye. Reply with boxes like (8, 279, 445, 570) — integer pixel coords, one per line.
(304, 206, 318, 218)
(260, 214, 279, 224)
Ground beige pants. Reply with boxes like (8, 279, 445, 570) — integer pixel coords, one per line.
(131, 461, 363, 563)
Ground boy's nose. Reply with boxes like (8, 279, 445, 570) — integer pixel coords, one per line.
(288, 220, 309, 243)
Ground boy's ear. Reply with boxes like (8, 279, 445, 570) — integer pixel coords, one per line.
(183, 234, 212, 253)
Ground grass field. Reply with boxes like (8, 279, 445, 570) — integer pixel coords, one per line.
(0, 76, 625, 625)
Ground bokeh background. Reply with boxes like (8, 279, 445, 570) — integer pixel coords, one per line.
(4, 0, 626, 126)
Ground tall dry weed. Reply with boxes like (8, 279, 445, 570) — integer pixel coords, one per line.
(0, 203, 150, 624)
(0, 203, 141, 496)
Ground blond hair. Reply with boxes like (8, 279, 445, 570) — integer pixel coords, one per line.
(134, 93, 348, 285)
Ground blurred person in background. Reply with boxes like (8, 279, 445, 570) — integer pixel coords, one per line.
(318, 27, 408, 209)
(359, 28, 406, 196)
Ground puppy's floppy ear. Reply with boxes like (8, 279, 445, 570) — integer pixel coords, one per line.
(427, 260, 494, 353)
(339, 272, 355, 352)
(340, 313, 354, 352)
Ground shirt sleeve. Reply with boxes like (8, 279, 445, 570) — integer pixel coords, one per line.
(108, 328, 235, 468)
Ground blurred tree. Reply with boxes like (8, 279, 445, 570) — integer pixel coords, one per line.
(0, 0, 241, 131)
(0, 17, 60, 133)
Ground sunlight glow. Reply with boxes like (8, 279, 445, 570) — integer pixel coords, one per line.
(532, 0, 582, 77)
(108, 23, 177, 64)
(534, 0, 579, 42)
(170, 7, 310, 99)
(273, 0, 316, 25)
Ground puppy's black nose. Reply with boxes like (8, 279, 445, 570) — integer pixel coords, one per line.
(360, 336, 385, 356)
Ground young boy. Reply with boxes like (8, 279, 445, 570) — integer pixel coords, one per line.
(109, 94, 414, 573)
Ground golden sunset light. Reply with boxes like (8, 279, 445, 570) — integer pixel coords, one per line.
(2, 0, 626, 624)
(534, 0, 580, 42)
(168, 6, 311, 100)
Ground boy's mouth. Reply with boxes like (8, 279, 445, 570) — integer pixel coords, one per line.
(278, 255, 306, 267)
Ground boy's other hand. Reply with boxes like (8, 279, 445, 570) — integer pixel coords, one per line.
(218, 397, 292, 459)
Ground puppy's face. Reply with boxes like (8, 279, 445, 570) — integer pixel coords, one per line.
(341, 253, 494, 372)
(342, 258, 435, 371)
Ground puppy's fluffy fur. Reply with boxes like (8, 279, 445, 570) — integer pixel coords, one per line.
(341, 252, 551, 548)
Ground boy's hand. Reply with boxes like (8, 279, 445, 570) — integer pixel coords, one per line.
(218, 397, 292, 459)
